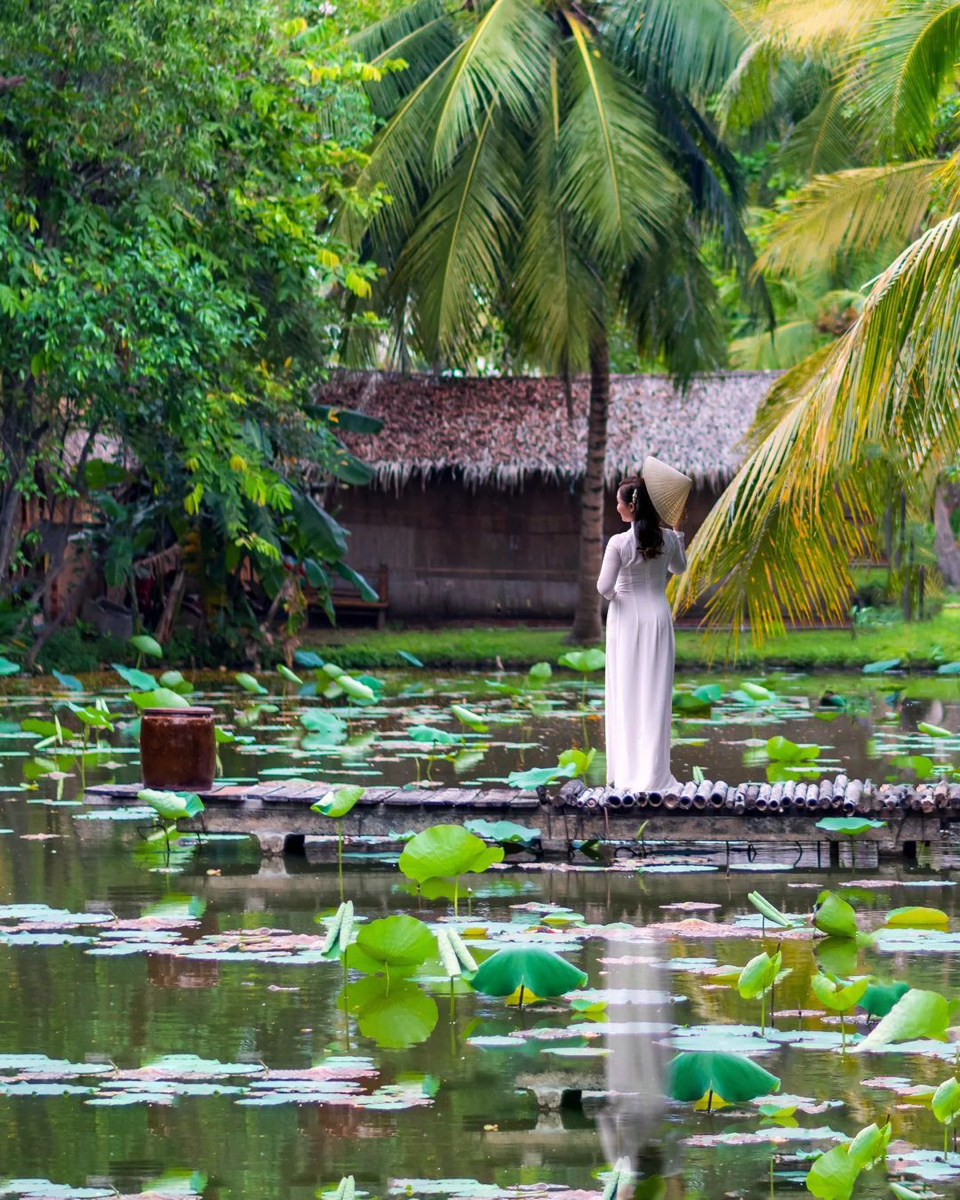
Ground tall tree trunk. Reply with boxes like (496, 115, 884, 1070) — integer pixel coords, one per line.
(933, 486, 960, 588)
(568, 330, 609, 644)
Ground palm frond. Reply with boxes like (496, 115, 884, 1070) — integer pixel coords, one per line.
(558, 20, 679, 268)
(395, 101, 522, 361)
(729, 319, 826, 369)
(857, 0, 960, 155)
(754, 0, 888, 47)
(609, 0, 754, 100)
(348, 0, 460, 118)
(756, 160, 941, 277)
(779, 80, 861, 175)
(508, 56, 599, 376)
(430, 0, 552, 173)
(716, 37, 782, 134)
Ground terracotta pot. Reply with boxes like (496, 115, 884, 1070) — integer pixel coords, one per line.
(140, 707, 216, 791)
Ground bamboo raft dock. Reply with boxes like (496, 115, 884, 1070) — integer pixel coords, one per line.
(83, 774, 960, 864)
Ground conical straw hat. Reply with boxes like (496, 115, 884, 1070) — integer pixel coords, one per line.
(641, 455, 692, 527)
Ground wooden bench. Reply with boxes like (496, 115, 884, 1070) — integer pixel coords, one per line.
(330, 563, 389, 628)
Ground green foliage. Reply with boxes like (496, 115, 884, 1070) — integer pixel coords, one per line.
(137, 789, 205, 822)
(805, 1122, 891, 1200)
(813, 890, 858, 939)
(665, 1051, 780, 1105)
(855, 988, 952, 1052)
(354, 914, 436, 973)
(468, 947, 587, 1000)
(398, 825, 504, 886)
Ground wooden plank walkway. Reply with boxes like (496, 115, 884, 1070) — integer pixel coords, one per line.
(83, 777, 957, 860)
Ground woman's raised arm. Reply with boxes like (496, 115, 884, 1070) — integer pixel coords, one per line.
(667, 528, 687, 575)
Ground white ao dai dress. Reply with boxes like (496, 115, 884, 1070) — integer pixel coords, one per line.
(596, 527, 687, 791)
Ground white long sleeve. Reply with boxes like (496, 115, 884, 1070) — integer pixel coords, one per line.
(597, 538, 622, 599)
(667, 529, 687, 575)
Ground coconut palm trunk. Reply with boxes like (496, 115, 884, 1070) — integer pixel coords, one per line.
(569, 331, 609, 644)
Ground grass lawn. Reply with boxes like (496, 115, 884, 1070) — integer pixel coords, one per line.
(301, 604, 960, 671)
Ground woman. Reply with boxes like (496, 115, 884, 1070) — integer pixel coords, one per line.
(596, 456, 691, 793)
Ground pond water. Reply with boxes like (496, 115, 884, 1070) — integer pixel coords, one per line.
(2, 667, 960, 1198)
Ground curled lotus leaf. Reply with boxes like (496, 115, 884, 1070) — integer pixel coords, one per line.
(558, 648, 605, 673)
(737, 950, 781, 1000)
(855, 988, 951, 1052)
(932, 1076, 960, 1124)
(813, 890, 858, 939)
(235, 672, 267, 695)
(311, 786, 363, 819)
(137, 789, 205, 822)
(810, 973, 869, 1013)
(858, 980, 909, 1019)
(130, 634, 163, 659)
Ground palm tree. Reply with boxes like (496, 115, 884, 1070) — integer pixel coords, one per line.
(337, 0, 768, 642)
(672, 0, 960, 640)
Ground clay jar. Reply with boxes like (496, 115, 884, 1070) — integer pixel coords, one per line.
(140, 707, 216, 791)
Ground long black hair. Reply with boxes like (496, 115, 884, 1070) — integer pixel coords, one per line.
(618, 476, 663, 561)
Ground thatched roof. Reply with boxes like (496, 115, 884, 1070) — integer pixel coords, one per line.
(318, 370, 781, 491)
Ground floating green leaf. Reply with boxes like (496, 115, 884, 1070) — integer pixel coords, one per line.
(235, 672, 267, 695)
(558, 648, 605, 673)
(299, 710, 347, 743)
(885, 906, 949, 927)
(863, 658, 901, 674)
(407, 725, 464, 746)
(464, 819, 540, 847)
(666, 1051, 780, 1105)
(767, 735, 820, 762)
(507, 761, 577, 789)
(469, 946, 587, 999)
(137, 789, 205, 821)
(111, 663, 156, 690)
(815, 817, 886, 836)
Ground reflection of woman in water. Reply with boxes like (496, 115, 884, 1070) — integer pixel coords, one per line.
(597, 458, 691, 793)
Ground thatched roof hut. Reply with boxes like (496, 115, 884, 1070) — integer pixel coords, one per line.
(316, 370, 780, 623)
(319, 369, 781, 492)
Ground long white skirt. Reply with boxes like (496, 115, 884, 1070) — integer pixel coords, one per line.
(604, 592, 678, 791)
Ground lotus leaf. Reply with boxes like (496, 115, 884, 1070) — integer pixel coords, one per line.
(507, 762, 577, 789)
(129, 688, 190, 710)
(767, 735, 820, 761)
(894, 754, 936, 779)
(299, 710, 347, 743)
(856, 988, 951, 1052)
(741, 680, 772, 699)
(863, 658, 901, 673)
(666, 1051, 780, 1104)
(918, 721, 952, 737)
(810, 973, 869, 1012)
(805, 1121, 890, 1200)
(858, 980, 909, 1019)
(137, 789, 205, 822)
(558, 648, 605, 673)
(20, 719, 59, 740)
(846, 1120, 891, 1170)
(398, 649, 424, 667)
(277, 664, 302, 685)
(747, 891, 800, 929)
(52, 669, 83, 691)
(885, 906, 949, 927)
(738, 950, 781, 1000)
(469, 946, 587, 999)
(355, 914, 436, 970)
(331, 1176, 356, 1200)
(311, 786, 363, 819)
(354, 980, 439, 1049)
(111, 663, 156, 690)
(130, 634, 163, 659)
(528, 661, 552, 684)
(932, 1075, 960, 1124)
(399, 825, 504, 885)
(158, 669, 193, 694)
(235, 672, 267, 695)
(451, 704, 488, 732)
(0, 655, 20, 676)
(464, 819, 540, 847)
(815, 817, 886, 836)
(67, 704, 114, 729)
(407, 725, 464, 746)
(557, 747, 595, 777)
(813, 890, 858, 939)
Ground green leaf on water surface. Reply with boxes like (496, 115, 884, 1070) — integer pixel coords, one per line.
(856, 989, 952, 1052)
(528, 661, 552, 686)
(748, 892, 801, 929)
(464, 819, 540, 847)
(399, 825, 504, 884)
(811, 973, 869, 1013)
(558, 648, 605, 673)
(738, 950, 782, 1000)
(293, 649, 324, 669)
(666, 1051, 780, 1104)
(507, 761, 577, 789)
(767, 735, 820, 761)
(858, 981, 910, 1019)
(311, 786, 363, 819)
(673, 684, 722, 712)
(137, 789, 205, 821)
(815, 817, 887, 836)
(129, 688, 190, 710)
(67, 703, 114, 730)
(932, 1076, 960, 1124)
(894, 754, 936, 779)
(937, 661, 960, 675)
(329, 1175, 356, 1200)
(885, 907, 949, 928)
(0, 655, 20, 676)
(235, 671, 267, 695)
(450, 704, 488, 732)
(813, 891, 858, 939)
(863, 658, 902, 674)
(130, 634, 163, 659)
(398, 649, 424, 667)
(407, 725, 464, 746)
(111, 662, 156, 690)
(918, 722, 953, 737)
(299, 709, 347, 743)
(52, 669, 83, 691)
(888, 1185, 933, 1200)
(356, 914, 436, 971)
(557, 746, 596, 778)
(469, 946, 587, 999)
(355, 980, 439, 1049)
